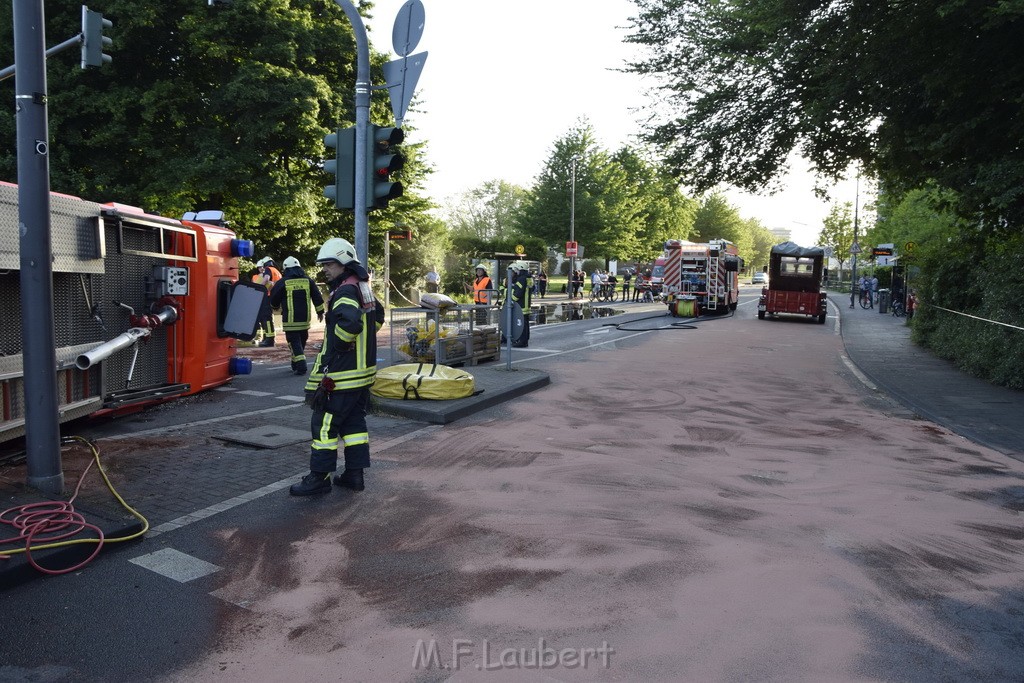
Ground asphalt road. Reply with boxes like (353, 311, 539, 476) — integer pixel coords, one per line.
(2, 288, 1022, 682)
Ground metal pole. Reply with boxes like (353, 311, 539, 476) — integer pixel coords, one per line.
(849, 172, 860, 309)
(14, 0, 63, 494)
(336, 0, 370, 265)
(569, 155, 576, 299)
(504, 267, 513, 370)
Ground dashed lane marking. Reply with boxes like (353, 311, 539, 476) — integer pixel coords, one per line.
(129, 548, 222, 582)
(235, 390, 274, 397)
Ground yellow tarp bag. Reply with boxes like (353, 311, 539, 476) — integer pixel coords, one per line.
(372, 363, 475, 400)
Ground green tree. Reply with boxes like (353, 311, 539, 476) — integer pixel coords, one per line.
(444, 180, 530, 241)
(0, 0, 431, 273)
(817, 202, 854, 279)
(692, 193, 745, 246)
(625, 0, 1024, 230)
(613, 146, 698, 263)
(517, 121, 642, 265)
(745, 218, 776, 274)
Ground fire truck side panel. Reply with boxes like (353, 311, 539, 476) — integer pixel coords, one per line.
(174, 221, 238, 392)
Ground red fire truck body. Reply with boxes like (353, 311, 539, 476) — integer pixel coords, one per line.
(0, 182, 254, 445)
(660, 238, 743, 317)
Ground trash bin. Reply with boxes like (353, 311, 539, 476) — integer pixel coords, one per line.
(878, 288, 890, 314)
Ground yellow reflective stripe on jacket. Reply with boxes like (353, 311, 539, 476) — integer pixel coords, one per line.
(282, 279, 313, 331)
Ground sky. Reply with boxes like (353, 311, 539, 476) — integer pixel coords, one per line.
(365, 0, 861, 248)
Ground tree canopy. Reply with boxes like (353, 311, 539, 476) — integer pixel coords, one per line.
(516, 120, 695, 265)
(625, 0, 1024, 230)
(0, 0, 434, 280)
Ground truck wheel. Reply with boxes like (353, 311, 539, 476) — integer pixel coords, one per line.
(817, 313, 827, 324)
(758, 311, 765, 320)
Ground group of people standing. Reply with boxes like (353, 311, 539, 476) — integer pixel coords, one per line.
(855, 273, 880, 308)
(566, 268, 654, 302)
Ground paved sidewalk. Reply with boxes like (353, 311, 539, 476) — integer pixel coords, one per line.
(830, 292, 1024, 460)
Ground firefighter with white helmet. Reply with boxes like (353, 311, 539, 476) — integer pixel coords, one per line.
(269, 255, 325, 375)
(290, 237, 385, 496)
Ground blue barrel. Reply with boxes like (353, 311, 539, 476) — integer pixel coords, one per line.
(229, 357, 252, 375)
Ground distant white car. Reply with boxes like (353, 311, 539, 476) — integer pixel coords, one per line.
(751, 272, 768, 286)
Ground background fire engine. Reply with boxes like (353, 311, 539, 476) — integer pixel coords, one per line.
(659, 238, 743, 317)
(0, 182, 255, 446)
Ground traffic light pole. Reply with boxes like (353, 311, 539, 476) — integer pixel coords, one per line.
(14, 0, 64, 494)
(336, 0, 370, 265)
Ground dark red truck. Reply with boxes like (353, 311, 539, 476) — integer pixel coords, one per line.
(757, 242, 828, 324)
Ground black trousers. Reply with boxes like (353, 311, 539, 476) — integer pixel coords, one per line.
(310, 387, 371, 473)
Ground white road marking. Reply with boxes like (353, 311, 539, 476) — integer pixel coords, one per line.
(277, 395, 306, 402)
(129, 548, 221, 582)
(144, 424, 444, 538)
(236, 390, 274, 397)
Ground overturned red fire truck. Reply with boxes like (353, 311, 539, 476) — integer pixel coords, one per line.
(0, 182, 259, 446)
(660, 238, 743, 317)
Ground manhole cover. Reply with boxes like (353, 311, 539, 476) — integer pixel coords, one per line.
(215, 424, 309, 449)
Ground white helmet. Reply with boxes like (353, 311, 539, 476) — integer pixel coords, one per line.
(316, 238, 358, 266)
(509, 260, 530, 272)
(256, 256, 274, 268)
(282, 256, 300, 270)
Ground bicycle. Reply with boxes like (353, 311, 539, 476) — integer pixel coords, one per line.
(890, 298, 906, 317)
(859, 289, 872, 309)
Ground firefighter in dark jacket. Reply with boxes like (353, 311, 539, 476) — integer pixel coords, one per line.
(290, 238, 385, 496)
(509, 261, 532, 348)
(270, 256, 326, 375)
(255, 256, 282, 346)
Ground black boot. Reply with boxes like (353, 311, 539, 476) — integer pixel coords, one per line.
(293, 362, 308, 375)
(333, 468, 365, 491)
(258, 338, 275, 348)
(289, 471, 331, 496)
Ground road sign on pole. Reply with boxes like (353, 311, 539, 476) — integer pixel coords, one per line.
(566, 241, 577, 257)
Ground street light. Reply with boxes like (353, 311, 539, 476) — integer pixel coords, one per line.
(569, 155, 578, 298)
(849, 171, 860, 308)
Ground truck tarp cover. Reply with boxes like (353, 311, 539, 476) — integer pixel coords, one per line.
(771, 242, 824, 258)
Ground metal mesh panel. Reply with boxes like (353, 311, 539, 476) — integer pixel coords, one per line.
(0, 185, 104, 273)
(0, 271, 19, 357)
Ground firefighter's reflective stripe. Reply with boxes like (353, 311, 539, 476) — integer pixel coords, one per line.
(281, 279, 313, 331)
(313, 414, 337, 451)
(343, 432, 369, 447)
(333, 296, 360, 342)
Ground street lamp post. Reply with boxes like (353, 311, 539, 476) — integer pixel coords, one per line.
(569, 155, 577, 299)
(849, 172, 860, 308)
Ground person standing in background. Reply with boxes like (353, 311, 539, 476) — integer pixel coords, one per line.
(270, 256, 325, 375)
(255, 257, 282, 347)
(425, 266, 440, 294)
(537, 271, 548, 299)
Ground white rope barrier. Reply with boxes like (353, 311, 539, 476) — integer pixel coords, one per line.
(926, 303, 1024, 332)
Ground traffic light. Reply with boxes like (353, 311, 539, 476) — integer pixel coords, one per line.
(81, 6, 113, 69)
(366, 124, 404, 210)
(323, 126, 356, 209)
